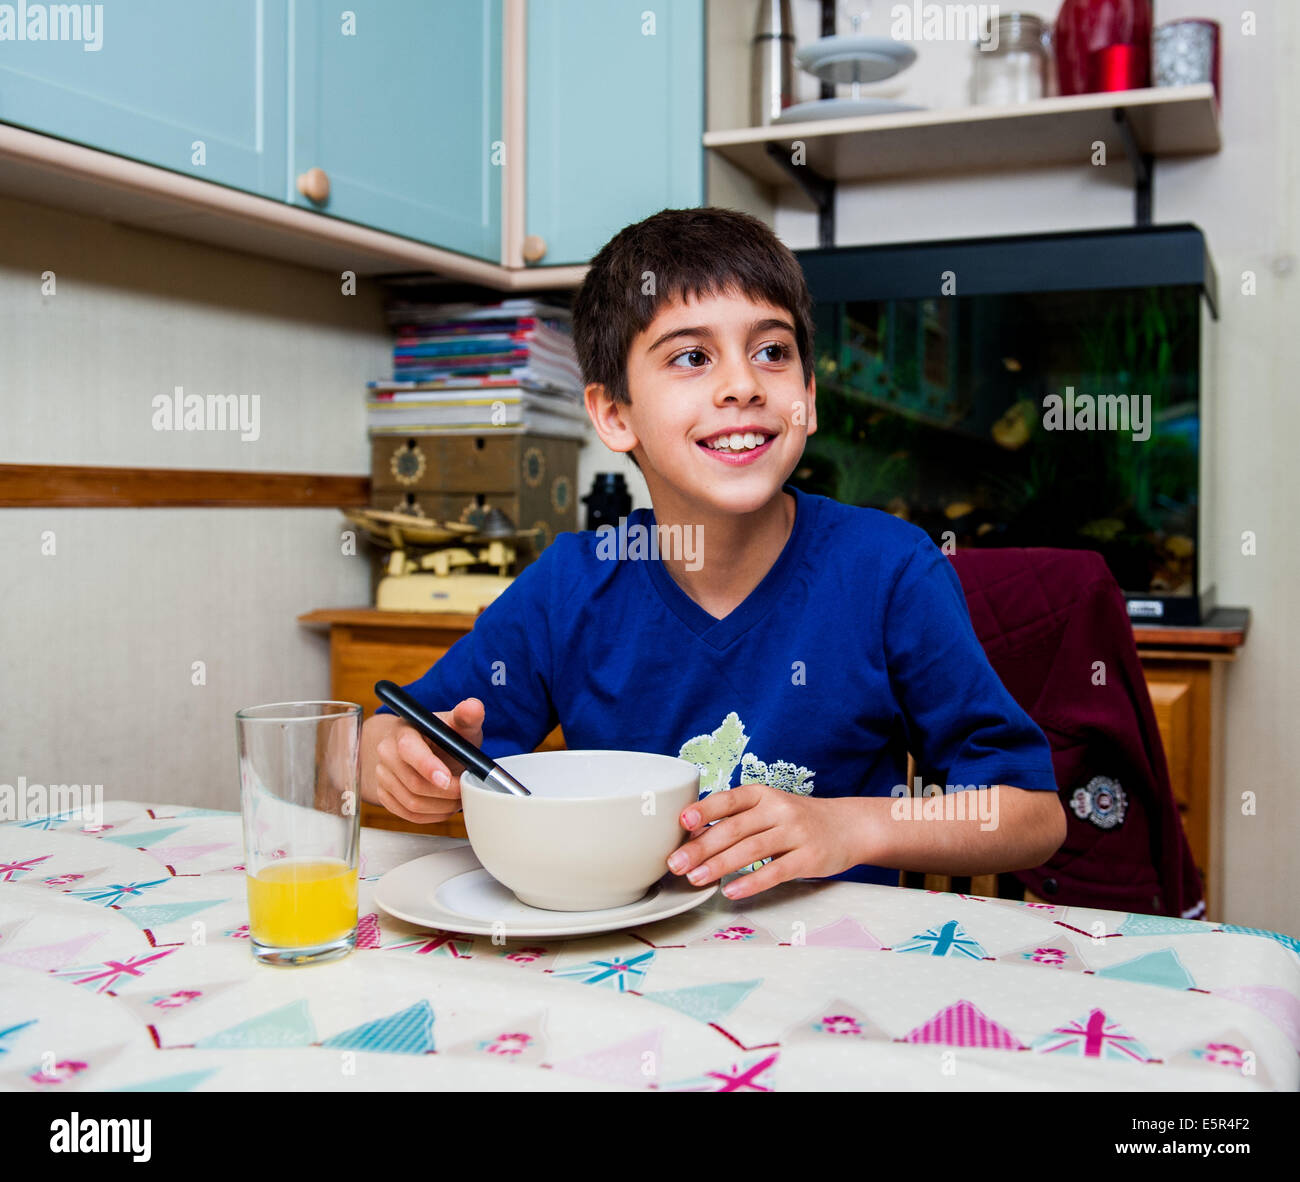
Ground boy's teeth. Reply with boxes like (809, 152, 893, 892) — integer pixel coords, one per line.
(709, 432, 769, 451)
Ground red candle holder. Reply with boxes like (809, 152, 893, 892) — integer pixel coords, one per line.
(1055, 0, 1153, 96)
(1094, 43, 1146, 92)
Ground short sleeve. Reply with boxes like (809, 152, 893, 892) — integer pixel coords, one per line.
(374, 543, 561, 759)
(883, 535, 1058, 794)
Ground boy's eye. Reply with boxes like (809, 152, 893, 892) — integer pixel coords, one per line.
(668, 343, 792, 368)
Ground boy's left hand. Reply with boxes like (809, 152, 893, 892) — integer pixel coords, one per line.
(665, 784, 861, 900)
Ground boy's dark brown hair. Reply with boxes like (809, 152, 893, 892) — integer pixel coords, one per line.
(571, 207, 816, 472)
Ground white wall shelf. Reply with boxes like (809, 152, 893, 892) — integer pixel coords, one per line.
(705, 84, 1221, 242)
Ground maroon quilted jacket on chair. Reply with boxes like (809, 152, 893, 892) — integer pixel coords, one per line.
(943, 546, 1205, 919)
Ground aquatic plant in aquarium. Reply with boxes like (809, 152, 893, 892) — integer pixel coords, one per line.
(795, 227, 1216, 623)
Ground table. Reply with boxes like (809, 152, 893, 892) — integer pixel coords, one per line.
(2, 801, 1296, 1091)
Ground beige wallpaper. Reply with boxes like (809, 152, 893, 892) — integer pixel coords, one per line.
(0, 195, 391, 811)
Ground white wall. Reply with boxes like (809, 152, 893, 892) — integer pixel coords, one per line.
(0, 194, 390, 811)
(704, 0, 1297, 931)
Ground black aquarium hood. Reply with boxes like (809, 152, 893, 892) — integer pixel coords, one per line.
(796, 224, 1218, 320)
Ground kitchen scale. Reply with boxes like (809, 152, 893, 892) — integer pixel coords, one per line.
(342, 507, 542, 613)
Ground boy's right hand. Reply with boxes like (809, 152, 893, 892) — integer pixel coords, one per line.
(360, 698, 485, 825)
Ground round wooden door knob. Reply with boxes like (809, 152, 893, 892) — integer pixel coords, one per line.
(522, 234, 547, 263)
(296, 167, 331, 205)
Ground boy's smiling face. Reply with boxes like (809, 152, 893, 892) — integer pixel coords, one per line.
(585, 287, 817, 518)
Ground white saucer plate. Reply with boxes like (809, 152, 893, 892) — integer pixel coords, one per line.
(374, 846, 718, 938)
(796, 36, 918, 85)
(773, 97, 925, 124)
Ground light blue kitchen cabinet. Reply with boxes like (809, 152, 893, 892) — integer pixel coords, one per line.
(526, 0, 705, 266)
(0, 0, 288, 198)
(289, 0, 502, 262)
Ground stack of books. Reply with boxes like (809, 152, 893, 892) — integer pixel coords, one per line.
(366, 297, 589, 439)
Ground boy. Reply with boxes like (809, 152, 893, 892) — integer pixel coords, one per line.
(361, 207, 1066, 902)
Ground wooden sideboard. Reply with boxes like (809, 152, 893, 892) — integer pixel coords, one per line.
(299, 604, 1248, 918)
(1131, 607, 1249, 921)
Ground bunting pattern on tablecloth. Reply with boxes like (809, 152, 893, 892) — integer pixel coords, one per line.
(0, 800, 1297, 1091)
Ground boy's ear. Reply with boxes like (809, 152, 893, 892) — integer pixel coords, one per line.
(584, 381, 640, 458)
(804, 370, 817, 437)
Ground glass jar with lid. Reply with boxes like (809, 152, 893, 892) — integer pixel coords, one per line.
(970, 12, 1053, 106)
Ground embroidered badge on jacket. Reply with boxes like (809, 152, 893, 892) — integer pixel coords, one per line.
(1069, 775, 1128, 829)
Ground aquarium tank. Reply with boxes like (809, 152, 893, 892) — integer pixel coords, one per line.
(795, 225, 1218, 625)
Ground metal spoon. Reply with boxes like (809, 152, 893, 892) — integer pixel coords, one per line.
(373, 680, 532, 797)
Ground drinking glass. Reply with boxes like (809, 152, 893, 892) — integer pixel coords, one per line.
(236, 701, 362, 967)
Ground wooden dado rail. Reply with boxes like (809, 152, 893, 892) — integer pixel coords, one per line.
(0, 464, 369, 508)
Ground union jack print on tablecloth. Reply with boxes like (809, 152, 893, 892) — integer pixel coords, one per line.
(1030, 1007, 1153, 1062)
(662, 1051, 779, 1092)
(383, 930, 474, 958)
(64, 878, 170, 906)
(51, 948, 178, 994)
(893, 919, 988, 959)
(13, 810, 85, 831)
(552, 950, 654, 990)
(0, 855, 52, 883)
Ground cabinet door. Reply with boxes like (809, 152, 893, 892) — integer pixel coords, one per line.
(0, 1, 287, 198)
(527, 0, 704, 266)
(290, 0, 502, 261)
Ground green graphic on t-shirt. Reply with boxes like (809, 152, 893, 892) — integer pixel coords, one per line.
(678, 712, 817, 877)
(739, 753, 814, 795)
(678, 712, 815, 798)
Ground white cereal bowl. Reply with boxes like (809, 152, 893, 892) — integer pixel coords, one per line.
(459, 749, 700, 911)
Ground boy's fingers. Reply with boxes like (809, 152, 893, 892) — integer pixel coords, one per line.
(377, 780, 454, 825)
(390, 731, 459, 794)
(682, 783, 760, 828)
(393, 728, 442, 780)
(671, 811, 774, 871)
(376, 766, 446, 821)
(388, 748, 452, 800)
(452, 697, 485, 739)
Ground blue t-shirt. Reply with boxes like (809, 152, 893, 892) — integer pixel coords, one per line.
(377, 482, 1059, 886)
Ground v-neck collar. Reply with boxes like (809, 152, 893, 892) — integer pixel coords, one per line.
(639, 483, 816, 651)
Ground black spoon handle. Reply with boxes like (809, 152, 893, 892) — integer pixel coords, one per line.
(374, 680, 494, 778)
(373, 680, 531, 797)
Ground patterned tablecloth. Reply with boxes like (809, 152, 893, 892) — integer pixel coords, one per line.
(1, 802, 1297, 1092)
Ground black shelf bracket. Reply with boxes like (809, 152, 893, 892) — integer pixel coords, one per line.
(764, 141, 836, 248)
(1113, 107, 1155, 227)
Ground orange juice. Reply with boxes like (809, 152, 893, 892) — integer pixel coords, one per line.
(246, 857, 358, 948)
